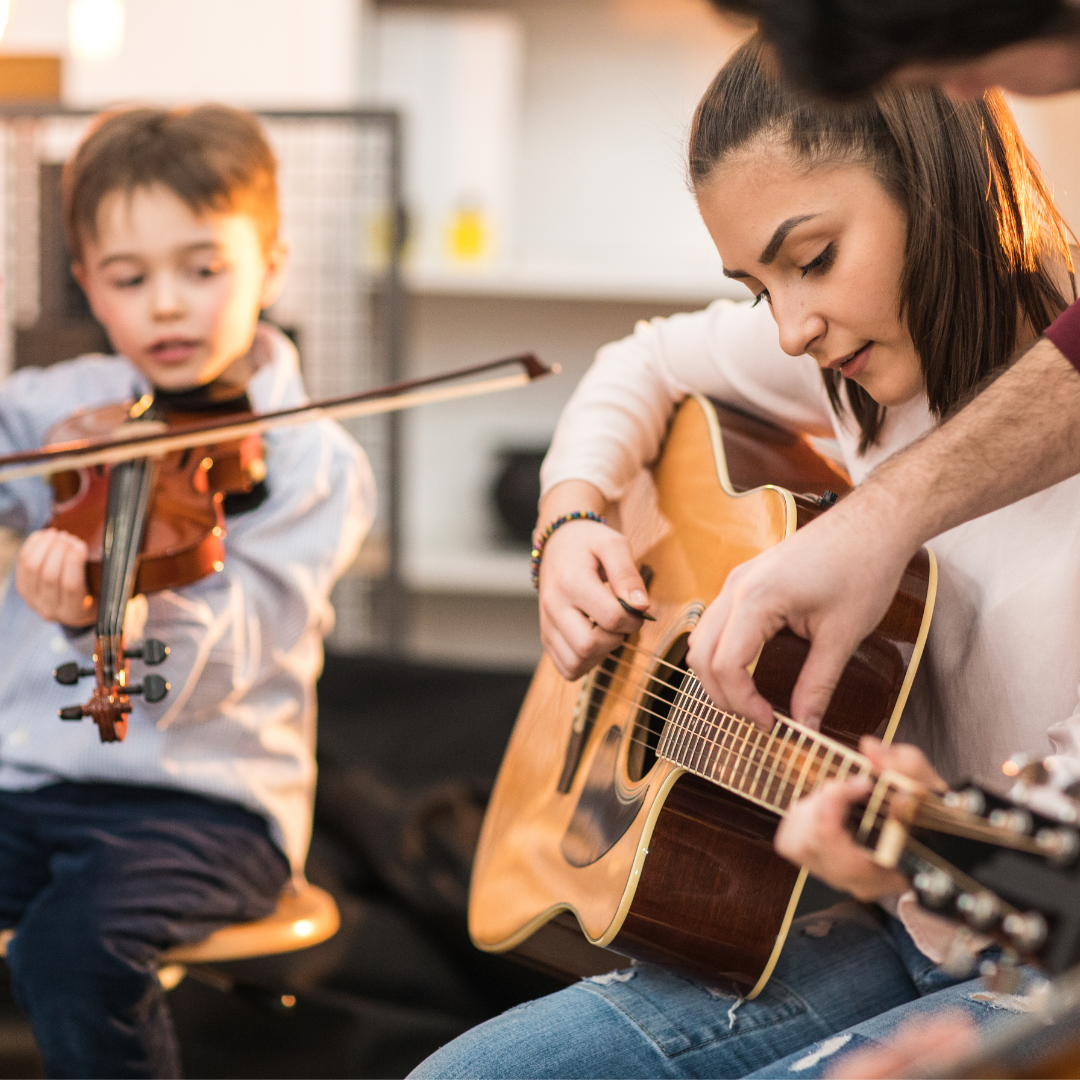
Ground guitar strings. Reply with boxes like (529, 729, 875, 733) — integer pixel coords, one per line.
(594, 681, 875, 814)
(565, 644, 906, 834)
(580, 652, 863, 799)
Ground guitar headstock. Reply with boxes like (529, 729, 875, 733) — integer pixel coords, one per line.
(901, 774, 1080, 976)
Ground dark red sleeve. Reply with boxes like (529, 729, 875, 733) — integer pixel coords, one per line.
(1044, 298, 1080, 374)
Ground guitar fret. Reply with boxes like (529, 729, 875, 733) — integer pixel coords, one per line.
(736, 724, 759, 791)
(671, 684, 695, 763)
(814, 747, 834, 793)
(753, 726, 781, 804)
(835, 754, 854, 784)
(788, 734, 818, 805)
(691, 682, 708, 768)
(715, 712, 737, 784)
(759, 725, 788, 807)
(777, 731, 805, 811)
(693, 693, 713, 774)
(747, 725, 764, 794)
(733, 719, 756, 790)
(700, 705, 722, 780)
(703, 705, 726, 781)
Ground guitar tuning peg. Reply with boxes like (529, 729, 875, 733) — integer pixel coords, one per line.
(988, 807, 1034, 835)
(1002, 911, 1048, 951)
(957, 890, 1002, 930)
(53, 663, 95, 686)
(913, 867, 955, 908)
(1035, 826, 1080, 865)
(128, 674, 169, 704)
(58, 705, 84, 720)
(944, 787, 986, 816)
(980, 951, 1023, 994)
(124, 639, 169, 666)
(941, 930, 981, 978)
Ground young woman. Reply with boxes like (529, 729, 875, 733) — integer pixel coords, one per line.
(411, 38, 1078, 1079)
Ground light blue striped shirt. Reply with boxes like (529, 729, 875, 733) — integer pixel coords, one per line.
(0, 325, 375, 870)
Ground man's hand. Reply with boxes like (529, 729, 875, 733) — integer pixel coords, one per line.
(537, 480, 651, 680)
(688, 338, 1080, 731)
(774, 737, 945, 901)
(15, 528, 96, 627)
(687, 488, 913, 729)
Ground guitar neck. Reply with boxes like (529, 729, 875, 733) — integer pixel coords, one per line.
(656, 672, 918, 845)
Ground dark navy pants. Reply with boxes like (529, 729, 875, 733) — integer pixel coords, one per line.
(0, 782, 290, 1079)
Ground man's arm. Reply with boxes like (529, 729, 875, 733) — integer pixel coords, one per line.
(687, 336, 1080, 729)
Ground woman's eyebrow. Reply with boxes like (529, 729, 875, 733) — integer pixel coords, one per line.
(723, 213, 820, 280)
(759, 214, 818, 264)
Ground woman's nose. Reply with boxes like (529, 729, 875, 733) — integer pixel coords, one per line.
(772, 296, 827, 358)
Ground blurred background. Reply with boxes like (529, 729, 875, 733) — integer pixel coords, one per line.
(0, 1, 1078, 1075)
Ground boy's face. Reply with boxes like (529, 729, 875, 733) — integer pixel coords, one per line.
(72, 184, 288, 391)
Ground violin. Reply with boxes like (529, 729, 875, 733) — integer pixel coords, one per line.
(48, 384, 267, 741)
(0, 352, 553, 744)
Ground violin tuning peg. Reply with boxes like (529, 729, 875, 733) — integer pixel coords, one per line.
(124, 639, 169, 666)
(53, 663, 95, 686)
(129, 674, 169, 704)
(58, 705, 85, 721)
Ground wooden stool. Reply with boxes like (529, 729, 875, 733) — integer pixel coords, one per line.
(0, 881, 339, 991)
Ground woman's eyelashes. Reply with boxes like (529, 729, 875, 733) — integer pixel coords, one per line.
(749, 242, 836, 306)
(799, 242, 836, 278)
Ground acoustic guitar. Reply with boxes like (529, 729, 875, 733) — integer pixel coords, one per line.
(469, 394, 938, 998)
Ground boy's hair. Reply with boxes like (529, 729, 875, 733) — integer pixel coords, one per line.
(707, 0, 1076, 97)
(63, 103, 279, 260)
(689, 36, 1074, 452)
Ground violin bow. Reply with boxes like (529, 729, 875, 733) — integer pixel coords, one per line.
(0, 353, 556, 484)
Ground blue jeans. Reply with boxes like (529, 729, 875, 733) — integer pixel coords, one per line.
(0, 782, 290, 1079)
(411, 902, 1039, 1079)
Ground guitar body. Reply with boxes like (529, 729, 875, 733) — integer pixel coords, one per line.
(469, 395, 936, 995)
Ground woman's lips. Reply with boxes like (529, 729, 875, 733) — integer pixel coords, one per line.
(837, 343, 872, 378)
(148, 339, 200, 364)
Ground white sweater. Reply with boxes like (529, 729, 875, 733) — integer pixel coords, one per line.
(0, 326, 374, 871)
(541, 298, 1080, 795)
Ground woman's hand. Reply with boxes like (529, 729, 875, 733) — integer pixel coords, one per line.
(774, 736, 945, 901)
(537, 480, 651, 681)
(15, 528, 96, 628)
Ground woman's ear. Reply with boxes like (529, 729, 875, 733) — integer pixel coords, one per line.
(258, 239, 290, 309)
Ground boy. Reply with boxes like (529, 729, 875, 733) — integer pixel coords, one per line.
(0, 105, 374, 1078)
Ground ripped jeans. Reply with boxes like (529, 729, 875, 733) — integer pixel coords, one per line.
(409, 901, 1043, 1079)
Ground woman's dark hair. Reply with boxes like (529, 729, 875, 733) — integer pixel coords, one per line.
(689, 37, 1074, 452)
(708, 0, 1076, 98)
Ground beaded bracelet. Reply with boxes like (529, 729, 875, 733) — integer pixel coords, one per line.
(530, 511, 606, 589)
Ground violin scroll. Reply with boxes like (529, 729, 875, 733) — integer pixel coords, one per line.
(54, 637, 170, 742)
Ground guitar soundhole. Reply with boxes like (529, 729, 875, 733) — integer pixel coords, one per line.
(626, 633, 690, 782)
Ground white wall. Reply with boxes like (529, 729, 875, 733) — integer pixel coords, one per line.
(2, 0, 364, 108)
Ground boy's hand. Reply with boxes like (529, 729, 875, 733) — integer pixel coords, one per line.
(15, 528, 96, 628)
(774, 737, 945, 901)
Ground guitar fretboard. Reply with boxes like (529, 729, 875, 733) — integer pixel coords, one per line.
(656, 672, 909, 840)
